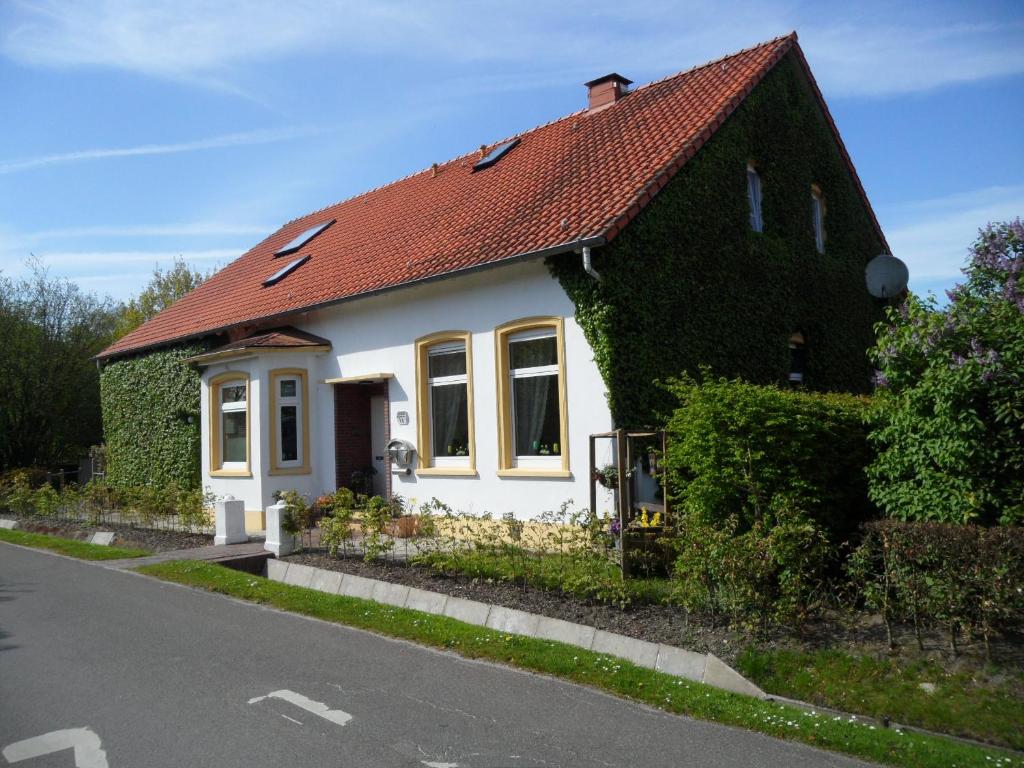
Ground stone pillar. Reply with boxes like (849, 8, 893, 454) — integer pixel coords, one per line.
(214, 498, 247, 546)
(264, 501, 294, 557)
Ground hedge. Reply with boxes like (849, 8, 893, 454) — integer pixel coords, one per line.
(99, 345, 204, 488)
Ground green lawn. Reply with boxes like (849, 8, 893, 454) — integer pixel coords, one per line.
(0, 527, 150, 560)
(138, 559, 1021, 768)
(738, 647, 1024, 751)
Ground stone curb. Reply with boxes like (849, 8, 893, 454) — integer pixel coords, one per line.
(268, 559, 765, 699)
(0, 519, 19, 530)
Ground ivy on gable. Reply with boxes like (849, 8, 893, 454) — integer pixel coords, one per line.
(549, 53, 885, 426)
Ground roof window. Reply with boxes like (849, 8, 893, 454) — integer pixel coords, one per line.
(274, 219, 335, 257)
(263, 255, 310, 287)
(473, 139, 520, 172)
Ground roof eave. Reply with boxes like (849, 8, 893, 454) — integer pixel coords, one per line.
(98, 234, 607, 363)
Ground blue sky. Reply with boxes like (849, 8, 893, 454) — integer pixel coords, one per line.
(1, 0, 1022, 303)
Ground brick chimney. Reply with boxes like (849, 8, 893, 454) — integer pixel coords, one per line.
(584, 73, 633, 111)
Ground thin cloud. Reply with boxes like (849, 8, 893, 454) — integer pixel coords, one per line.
(11, 248, 240, 268)
(3, 1, 1022, 99)
(881, 185, 1024, 289)
(0, 126, 321, 175)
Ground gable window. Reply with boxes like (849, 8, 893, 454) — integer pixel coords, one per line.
(270, 369, 310, 475)
(495, 318, 569, 476)
(747, 163, 763, 233)
(811, 185, 826, 253)
(415, 332, 476, 475)
(210, 372, 250, 476)
(789, 332, 806, 386)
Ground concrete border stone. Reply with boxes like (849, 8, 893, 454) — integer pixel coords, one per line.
(486, 606, 541, 636)
(404, 587, 448, 615)
(90, 532, 116, 546)
(263, 559, 764, 700)
(591, 630, 659, 668)
(339, 574, 376, 600)
(442, 596, 491, 626)
(0, 519, 17, 530)
(309, 569, 344, 595)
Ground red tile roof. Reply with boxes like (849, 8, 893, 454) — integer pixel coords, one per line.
(192, 327, 331, 358)
(99, 32, 885, 360)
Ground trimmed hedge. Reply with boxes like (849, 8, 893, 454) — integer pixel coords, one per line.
(664, 375, 873, 542)
(99, 345, 204, 489)
(548, 51, 884, 427)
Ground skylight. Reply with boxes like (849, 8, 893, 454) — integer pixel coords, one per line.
(263, 255, 310, 287)
(472, 138, 520, 172)
(274, 219, 335, 257)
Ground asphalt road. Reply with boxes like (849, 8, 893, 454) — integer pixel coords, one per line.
(0, 542, 868, 768)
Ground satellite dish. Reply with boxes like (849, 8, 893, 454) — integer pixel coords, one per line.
(865, 254, 909, 298)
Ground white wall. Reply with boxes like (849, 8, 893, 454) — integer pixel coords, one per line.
(201, 258, 616, 520)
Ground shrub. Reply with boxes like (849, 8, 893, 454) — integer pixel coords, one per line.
(868, 220, 1024, 525)
(0, 471, 35, 516)
(32, 484, 61, 517)
(278, 490, 310, 537)
(319, 507, 355, 557)
(359, 495, 395, 562)
(847, 520, 1024, 657)
(664, 373, 874, 546)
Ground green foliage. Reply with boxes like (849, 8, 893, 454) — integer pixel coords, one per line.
(278, 490, 310, 536)
(847, 520, 1024, 658)
(867, 221, 1024, 525)
(100, 345, 204, 489)
(0, 260, 120, 468)
(664, 374, 873, 542)
(548, 53, 883, 426)
(0, 471, 35, 516)
(318, 508, 355, 557)
(671, 507, 830, 631)
(360, 495, 395, 562)
(737, 647, 1024, 750)
(113, 257, 208, 340)
(31, 483, 61, 517)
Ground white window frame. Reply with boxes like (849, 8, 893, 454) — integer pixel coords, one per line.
(812, 187, 826, 253)
(275, 375, 303, 469)
(218, 381, 248, 472)
(427, 341, 470, 468)
(508, 328, 562, 470)
(747, 163, 763, 233)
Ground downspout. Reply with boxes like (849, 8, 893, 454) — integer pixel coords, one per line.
(581, 245, 601, 282)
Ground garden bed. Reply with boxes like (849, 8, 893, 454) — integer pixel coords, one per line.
(10, 514, 212, 553)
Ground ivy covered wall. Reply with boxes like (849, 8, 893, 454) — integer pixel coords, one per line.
(549, 52, 885, 427)
(100, 344, 204, 488)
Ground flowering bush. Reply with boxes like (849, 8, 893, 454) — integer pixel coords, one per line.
(868, 220, 1024, 525)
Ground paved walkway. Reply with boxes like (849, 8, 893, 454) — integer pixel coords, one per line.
(102, 540, 270, 570)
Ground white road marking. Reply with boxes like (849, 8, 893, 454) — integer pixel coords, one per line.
(3, 727, 109, 768)
(248, 689, 353, 726)
(422, 762, 459, 768)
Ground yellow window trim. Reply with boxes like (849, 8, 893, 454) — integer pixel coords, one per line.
(414, 330, 476, 471)
(496, 469, 572, 479)
(268, 368, 311, 476)
(209, 371, 251, 477)
(493, 316, 570, 474)
(415, 468, 479, 477)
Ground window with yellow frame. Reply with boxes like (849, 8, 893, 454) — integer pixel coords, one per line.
(494, 317, 569, 477)
(415, 331, 476, 476)
(209, 372, 250, 476)
(269, 368, 311, 475)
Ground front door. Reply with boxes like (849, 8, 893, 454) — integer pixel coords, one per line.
(369, 394, 387, 497)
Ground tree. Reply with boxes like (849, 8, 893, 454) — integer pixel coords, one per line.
(113, 257, 207, 339)
(0, 260, 120, 469)
(868, 220, 1024, 525)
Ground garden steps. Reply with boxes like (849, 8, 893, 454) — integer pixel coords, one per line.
(102, 540, 270, 571)
(265, 558, 766, 700)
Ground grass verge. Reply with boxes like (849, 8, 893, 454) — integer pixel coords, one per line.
(737, 647, 1024, 751)
(0, 527, 150, 560)
(137, 560, 1020, 768)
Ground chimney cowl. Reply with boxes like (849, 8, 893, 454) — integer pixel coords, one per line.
(584, 73, 633, 111)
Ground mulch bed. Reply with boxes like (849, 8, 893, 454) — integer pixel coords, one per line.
(285, 549, 1024, 672)
(10, 515, 213, 553)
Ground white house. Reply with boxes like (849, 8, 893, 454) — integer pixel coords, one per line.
(98, 33, 889, 530)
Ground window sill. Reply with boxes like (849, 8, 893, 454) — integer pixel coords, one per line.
(268, 466, 311, 476)
(417, 467, 478, 477)
(496, 468, 572, 479)
(210, 469, 252, 478)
